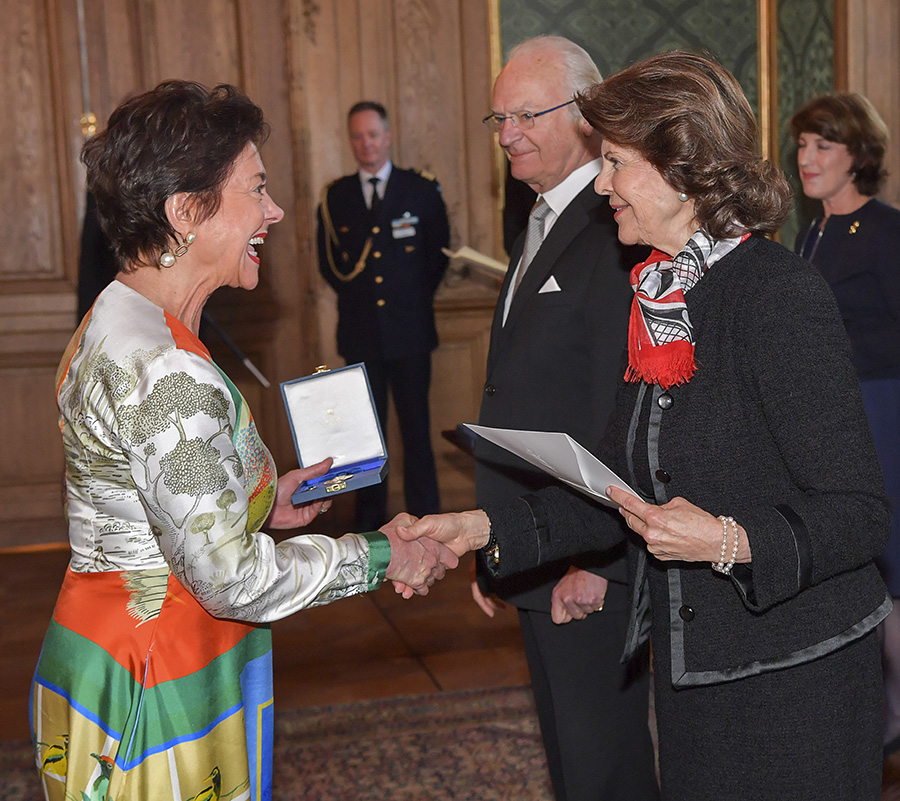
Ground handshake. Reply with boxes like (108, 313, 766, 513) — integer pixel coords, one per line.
(377, 510, 493, 599)
(281, 460, 492, 599)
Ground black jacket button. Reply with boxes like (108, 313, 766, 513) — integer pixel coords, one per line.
(658, 392, 673, 409)
(484, 385, 496, 396)
(679, 605, 694, 621)
(655, 469, 671, 483)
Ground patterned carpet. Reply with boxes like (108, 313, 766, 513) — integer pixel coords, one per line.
(1, 686, 553, 800)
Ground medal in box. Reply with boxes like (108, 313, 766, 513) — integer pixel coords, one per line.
(281, 363, 388, 503)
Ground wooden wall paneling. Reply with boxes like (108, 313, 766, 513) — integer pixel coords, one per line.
(75, 2, 144, 235)
(49, 0, 90, 289)
(863, 0, 899, 208)
(460, 0, 500, 257)
(0, 294, 77, 363)
(333, 0, 364, 123)
(225, 0, 309, 463)
(291, 0, 350, 387)
(0, 366, 67, 522)
(1, 0, 69, 286)
(82, 1, 145, 133)
(392, 0, 464, 244)
(429, 304, 496, 512)
(137, 0, 241, 87)
(0, 0, 89, 547)
(361, 0, 397, 122)
(836, 0, 900, 207)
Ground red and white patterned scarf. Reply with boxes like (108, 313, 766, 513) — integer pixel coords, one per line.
(625, 229, 749, 389)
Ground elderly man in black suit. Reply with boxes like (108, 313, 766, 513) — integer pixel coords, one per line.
(474, 36, 658, 800)
(317, 101, 449, 531)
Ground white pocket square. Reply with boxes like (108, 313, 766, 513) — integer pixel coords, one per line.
(538, 276, 562, 293)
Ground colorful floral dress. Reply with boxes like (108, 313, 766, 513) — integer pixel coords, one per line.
(31, 280, 390, 801)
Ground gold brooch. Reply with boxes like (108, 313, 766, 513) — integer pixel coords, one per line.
(849, 220, 861, 234)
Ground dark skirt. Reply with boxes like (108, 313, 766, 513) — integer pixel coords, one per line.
(654, 630, 882, 801)
(861, 378, 900, 595)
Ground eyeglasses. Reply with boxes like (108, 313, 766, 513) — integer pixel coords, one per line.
(482, 99, 576, 132)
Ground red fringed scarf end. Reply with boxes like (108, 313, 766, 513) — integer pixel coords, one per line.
(624, 339, 696, 389)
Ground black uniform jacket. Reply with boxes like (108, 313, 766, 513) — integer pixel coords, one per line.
(317, 167, 449, 362)
(480, 235, 892, 686)
(476, 181, 646, 610)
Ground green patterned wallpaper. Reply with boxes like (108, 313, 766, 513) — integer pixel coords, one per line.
(499, 0, 834, 243)
(500, 0, 759, 112)
(778, 0, 834, 245)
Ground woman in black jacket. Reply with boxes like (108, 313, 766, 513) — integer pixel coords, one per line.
(401, 52, 891, 801)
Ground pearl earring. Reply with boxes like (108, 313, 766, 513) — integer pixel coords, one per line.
(678, 192, 689, 202)
(159, 232, 195, 267)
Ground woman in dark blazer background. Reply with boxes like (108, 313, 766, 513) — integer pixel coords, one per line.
(400, 52, 891, 801)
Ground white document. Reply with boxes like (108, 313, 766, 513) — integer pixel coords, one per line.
(464, 424, 639, 507)
(442, 245, 508, 276)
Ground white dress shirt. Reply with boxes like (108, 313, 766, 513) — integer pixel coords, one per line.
(502, 158, 603, 324)
(358, 161, 393, 209)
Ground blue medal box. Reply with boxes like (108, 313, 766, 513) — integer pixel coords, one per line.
(281, 363, 389, 503)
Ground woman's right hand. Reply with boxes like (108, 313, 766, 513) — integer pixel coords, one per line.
(396, 510, 492, 557)
(380, 513, 460, 597)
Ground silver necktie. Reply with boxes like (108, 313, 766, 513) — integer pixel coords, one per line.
(512, 198, 551, 297)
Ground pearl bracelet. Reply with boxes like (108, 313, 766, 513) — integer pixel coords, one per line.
(712, 515, 739, 575)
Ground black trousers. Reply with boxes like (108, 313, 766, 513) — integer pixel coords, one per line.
(350, 352, 440, 531)
(517, 580, 659, 801)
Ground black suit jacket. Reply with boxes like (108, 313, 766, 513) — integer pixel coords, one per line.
(476, 180, 645, 611)
(317, 167, 450, 361)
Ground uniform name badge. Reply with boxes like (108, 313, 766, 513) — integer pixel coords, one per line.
(281, 363, 388, 502)
(392, 212, 419, 239)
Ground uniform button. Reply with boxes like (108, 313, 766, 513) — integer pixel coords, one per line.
(372, 226, 380, 234)
(655, 469, 671, 483)
(377, 299, 386, 307)
(484, 384, 496, 396)
(657, 392, 673, 410)
(679, 605, 694, 621)
(375, 276, 383, 283)
(373, 251, 382, 258)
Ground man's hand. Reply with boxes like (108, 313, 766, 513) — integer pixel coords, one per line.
(397, 510, 492, 557)
(265, 458, 334, 530)
(550, 566, 608, 624)
(381, 513, 460, 597)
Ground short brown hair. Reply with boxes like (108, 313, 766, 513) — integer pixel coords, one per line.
(790, 93, 888, 196)
(348, 101, 388, 124)
(82, 80, 269, 271)
(576, 51, 791, 238)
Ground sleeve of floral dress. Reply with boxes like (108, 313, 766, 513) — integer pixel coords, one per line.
(115, 347, 389, 622)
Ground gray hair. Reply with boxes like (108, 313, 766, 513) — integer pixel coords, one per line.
(507, 35, 602, 97)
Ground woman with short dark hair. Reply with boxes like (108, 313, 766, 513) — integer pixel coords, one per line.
(31, 80, 453, 801)
(792, 91, 900, 758)
(402, 52, 891, 800)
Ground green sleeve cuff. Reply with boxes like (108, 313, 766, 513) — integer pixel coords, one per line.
(360, 531, 391, 590)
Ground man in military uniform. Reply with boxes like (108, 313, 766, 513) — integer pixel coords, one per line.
(317, 101, 449, 531)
